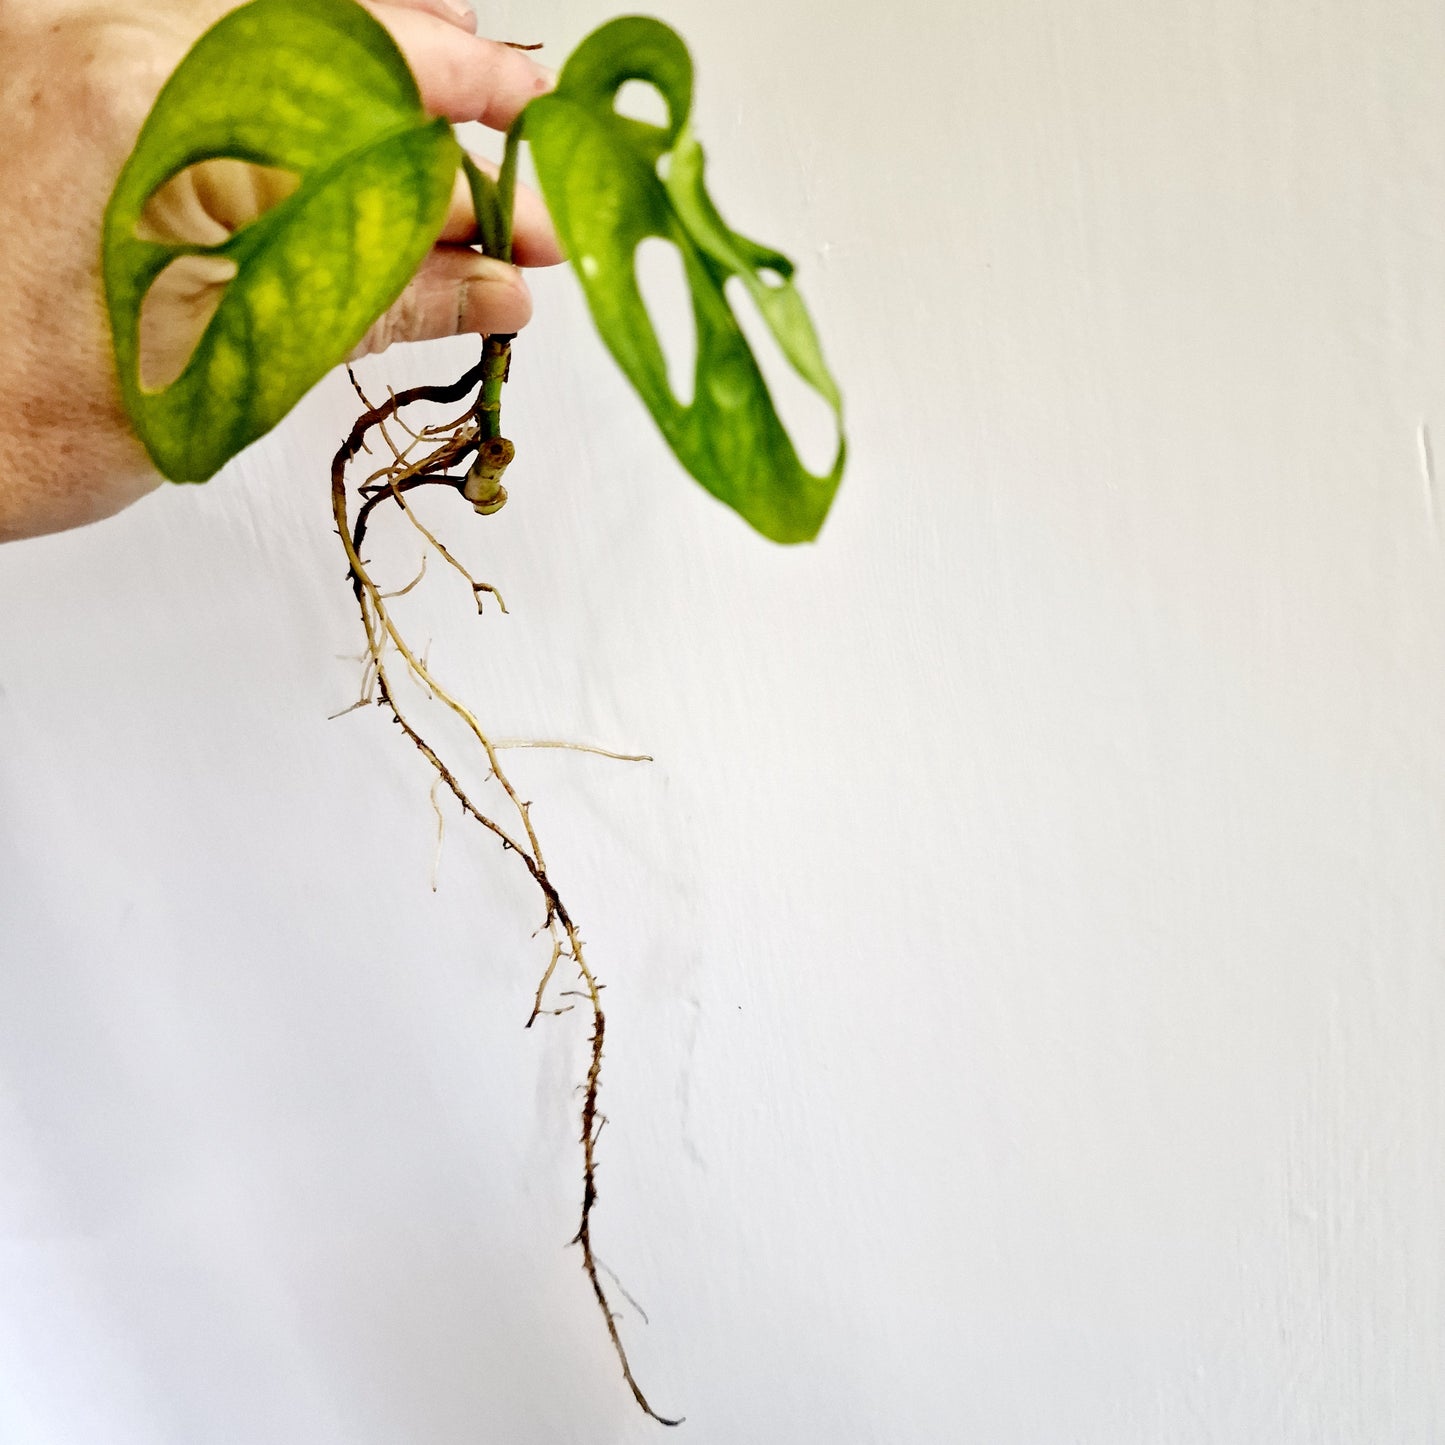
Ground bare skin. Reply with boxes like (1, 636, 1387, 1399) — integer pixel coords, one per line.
(0, 0, 562, 544)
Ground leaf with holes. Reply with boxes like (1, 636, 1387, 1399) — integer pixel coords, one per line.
(103, 0, 459, 482)
(523, 16, 845, 543)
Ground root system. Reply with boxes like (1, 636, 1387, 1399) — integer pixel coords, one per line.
(329, 346, 680, 1427)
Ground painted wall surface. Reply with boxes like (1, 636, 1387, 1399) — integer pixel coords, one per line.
(4, 1, 1445, 1440)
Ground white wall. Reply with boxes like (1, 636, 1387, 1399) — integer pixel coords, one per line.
(4, 0, 1445, 1440)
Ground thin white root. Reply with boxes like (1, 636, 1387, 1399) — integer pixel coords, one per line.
(429, 776, 445, 892)
(491, 739, 653, 763)
(379, 554, 428, 599)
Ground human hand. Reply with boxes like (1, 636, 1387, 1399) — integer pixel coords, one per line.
(0, 0, 562, 544)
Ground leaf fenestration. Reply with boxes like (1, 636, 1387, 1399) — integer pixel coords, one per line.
(103, 0, 460, 482)
(523, 16, 846, 543)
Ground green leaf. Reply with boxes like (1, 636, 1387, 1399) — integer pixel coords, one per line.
(103, 0, 460, 482)
(523, 16, 845, 544)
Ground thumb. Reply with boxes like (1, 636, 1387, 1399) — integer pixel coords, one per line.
(350, 249, 532, 359)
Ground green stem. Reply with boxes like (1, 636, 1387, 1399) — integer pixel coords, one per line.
(463, 332, 514, 513)
(460, 155, 506, 259)
(497, 118, 523, 264)
(476, 332, 512, 440)
(460, 115, 525, 514)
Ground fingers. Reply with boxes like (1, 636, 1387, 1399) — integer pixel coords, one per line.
(349, 250, 532, 359)
(363, 2, 554, 129)
(437, 160, 564, 267)
(346, 6, 556, 357)
(359, 7, 561, 262)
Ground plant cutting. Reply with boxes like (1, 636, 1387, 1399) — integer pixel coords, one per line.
(102, 0, 844, 1422)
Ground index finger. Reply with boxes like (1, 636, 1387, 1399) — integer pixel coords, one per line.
(363, 2, 554, 129)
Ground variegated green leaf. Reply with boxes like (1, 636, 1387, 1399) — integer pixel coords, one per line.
(524, 16, 845, 543)
(103, 0, 459, 481)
